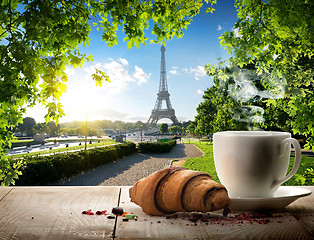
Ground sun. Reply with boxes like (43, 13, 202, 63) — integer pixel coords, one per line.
(59, 76, 109, 122)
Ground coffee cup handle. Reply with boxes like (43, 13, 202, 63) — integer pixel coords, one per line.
(272, 138, 301, 189)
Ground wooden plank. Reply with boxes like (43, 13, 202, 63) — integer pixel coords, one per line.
(286, 186, 314, 236)
(286, 186, 314, 212)
(116, 187, 247, 239)
(116, 187, 313, 239)
(224, 211, 313, 240)
(0, 187, 12, 201)
(0, 186, 120, 239)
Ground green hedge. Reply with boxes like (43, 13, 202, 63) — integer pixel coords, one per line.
(15, 142, 136, 186)
(8, 140, 37, 149)
(138, 140, 176, 153)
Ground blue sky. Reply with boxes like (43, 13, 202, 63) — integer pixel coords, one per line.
(26, 0, 238, 124)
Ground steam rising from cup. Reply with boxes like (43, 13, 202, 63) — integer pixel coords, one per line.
(228, 68, 286, 102)
(234, 105, 265, 123)
(224, 67, 286, 129)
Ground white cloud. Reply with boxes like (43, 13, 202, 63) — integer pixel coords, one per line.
(119, 58, 129, 66)
(183, 66, 207, 80)
(197, 89, 204, 95)
(133, 66, 150, 85)
(217, 25, 222, 31)
(65, 67, 76, 76)
(170, 66, 179, 75)
(59, 106, 131, 122)
(83, 58, 151, 93)
(170, 69, 178, 75)
(232, 27, 242, 38)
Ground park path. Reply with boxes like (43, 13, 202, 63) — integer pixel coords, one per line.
(51, 143, 203, 186)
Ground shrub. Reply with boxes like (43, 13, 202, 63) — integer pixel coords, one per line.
(138, 140, 176, 153)
(15, 142, 136, 185)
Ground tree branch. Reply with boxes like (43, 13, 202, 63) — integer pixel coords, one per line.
(0, 41, 10, 64)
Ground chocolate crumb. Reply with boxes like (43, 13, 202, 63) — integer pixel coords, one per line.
(107, 215, 115, 219)
(223, 207, 231, 217)
(112, 207, 124, 215)
(188, 217, 198, 222)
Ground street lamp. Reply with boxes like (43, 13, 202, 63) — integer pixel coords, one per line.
(85, 114, 87, 150)
(125, 123, 127, 142)
(140, 124, 143, 142)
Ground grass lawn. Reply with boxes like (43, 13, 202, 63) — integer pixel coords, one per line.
(183, 142, 313, 186)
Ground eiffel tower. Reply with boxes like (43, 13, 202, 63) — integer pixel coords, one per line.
(147, 46, 179, 125)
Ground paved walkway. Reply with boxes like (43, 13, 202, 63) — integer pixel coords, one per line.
(51, 144, 203, 186)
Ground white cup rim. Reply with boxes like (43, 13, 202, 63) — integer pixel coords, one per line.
(213, 131, 291, 137)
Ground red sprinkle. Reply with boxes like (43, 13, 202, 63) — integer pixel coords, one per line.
(87, 210, 94, 215)
(82, 210, 94, 215)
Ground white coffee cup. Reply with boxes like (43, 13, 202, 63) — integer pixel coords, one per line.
(213, 131, 301, 198)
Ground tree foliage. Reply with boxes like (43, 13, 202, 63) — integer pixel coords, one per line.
(16, 117, 36, 136)
(193, 57, 312, 146)
(160, 123, 169, 135)
(191, 61, 264, 136)
(191, 85, 242, 136)
(47, 121, 61, 136)
(208, 0, 313, 150)
(169, 125, 183, 134)
(0, 0, 217, 185)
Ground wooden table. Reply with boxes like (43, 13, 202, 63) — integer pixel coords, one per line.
(0, 186, 313, 239)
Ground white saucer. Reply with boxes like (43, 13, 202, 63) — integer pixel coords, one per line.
(230, 186, 312, 211)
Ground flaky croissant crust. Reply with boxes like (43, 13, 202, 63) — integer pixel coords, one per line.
(129, 167, 231, 216)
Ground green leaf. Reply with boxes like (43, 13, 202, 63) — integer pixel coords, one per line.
(127, 39, 134, 49)
(206, 7, 215, 13)
(294, 174, 306, 185)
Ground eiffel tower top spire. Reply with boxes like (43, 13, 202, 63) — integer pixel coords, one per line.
(159, 45, 168, 92)
(147, 46, 179, 125)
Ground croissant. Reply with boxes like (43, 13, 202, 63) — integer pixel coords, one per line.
(129, 166, 231, 216)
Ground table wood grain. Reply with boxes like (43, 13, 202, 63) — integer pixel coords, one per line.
(0, 186, 120, 239)
(0, 186, 312, 239)
(116, 187, 313, 240)
(0, 187, 12, 200)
